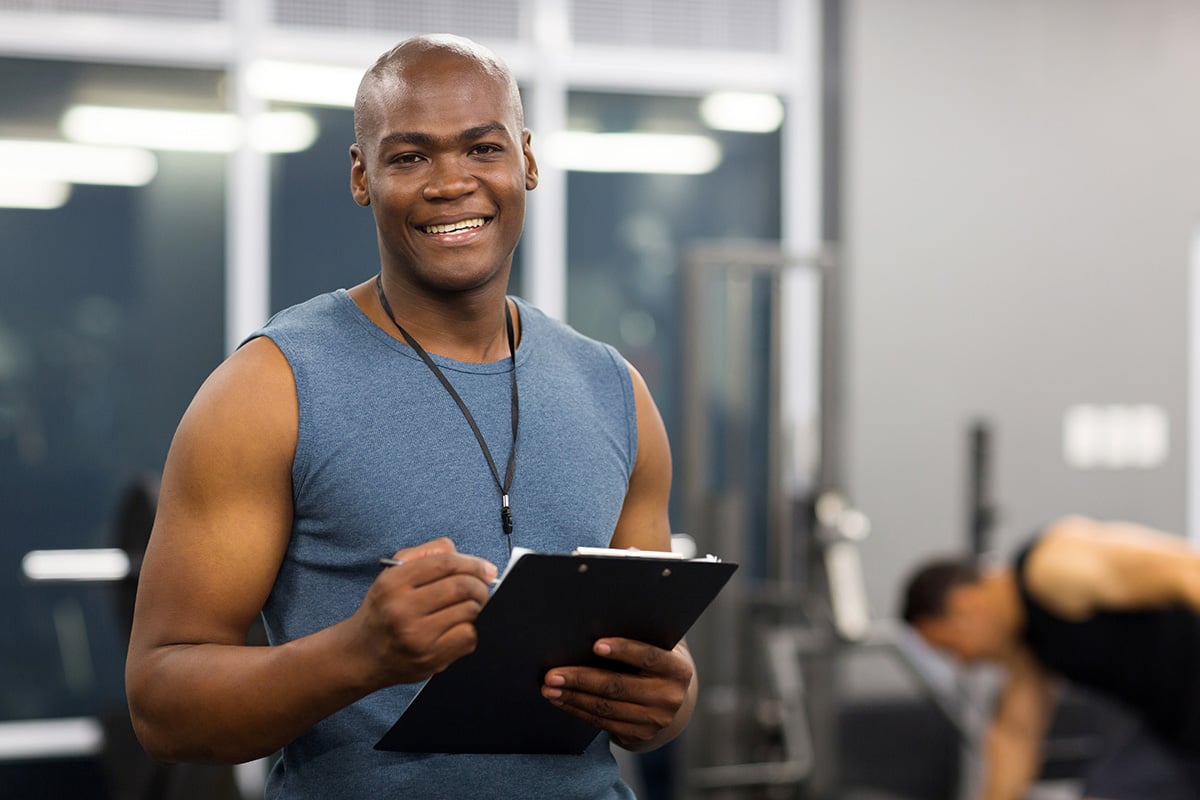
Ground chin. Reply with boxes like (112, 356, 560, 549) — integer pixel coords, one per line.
(412, 265, 507, 295)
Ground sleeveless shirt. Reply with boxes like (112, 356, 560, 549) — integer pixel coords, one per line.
(246, 290, 639, 799)
(1015, 538, 1200, 751)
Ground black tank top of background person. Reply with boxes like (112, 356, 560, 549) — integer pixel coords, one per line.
(1015, 537, 1200, 752)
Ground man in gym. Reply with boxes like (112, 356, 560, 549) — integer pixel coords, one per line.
(125, 33, 694, 799)
(901, 516, 1200, 800)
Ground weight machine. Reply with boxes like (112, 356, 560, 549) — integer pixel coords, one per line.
(677, 242, 979, 800)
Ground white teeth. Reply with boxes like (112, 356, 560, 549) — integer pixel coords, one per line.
(423, 217, 486, 235)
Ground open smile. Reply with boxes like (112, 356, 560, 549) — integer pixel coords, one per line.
(418, 216, 492, 236)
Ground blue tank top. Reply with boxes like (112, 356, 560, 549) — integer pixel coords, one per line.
(247, 290, 639, 799)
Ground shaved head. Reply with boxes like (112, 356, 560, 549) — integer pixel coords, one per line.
(353, 34, 524, 152)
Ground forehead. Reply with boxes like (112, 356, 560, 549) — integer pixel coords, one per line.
(366, 55, 519, 140)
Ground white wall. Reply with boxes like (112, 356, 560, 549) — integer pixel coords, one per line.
(843, 0, 1200, 616)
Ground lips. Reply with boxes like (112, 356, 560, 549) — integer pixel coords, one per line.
(419, 217, 490, 235)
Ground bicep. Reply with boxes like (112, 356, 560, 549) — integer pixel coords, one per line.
(130, 338, 297, 652)
(608, 363, 672, 552)
(1030, 517, 1200, 615)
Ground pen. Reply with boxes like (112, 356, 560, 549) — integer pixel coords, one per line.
(378, 556, 501, 587)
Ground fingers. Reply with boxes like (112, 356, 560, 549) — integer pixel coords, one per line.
(541, 669, 684, 746)
(541, 640, 694, 744)
(381, 547, 499, 590)
(388, 537, 499, 582)
(389, 536, 456, 563)
(382, 604, 484, 676)
(379, 570, 491, 619)
(590, 638, 693, 681)
(355, 540, 499, 686)
(542, 667, 688, 716)
(546, 690, 674, 744)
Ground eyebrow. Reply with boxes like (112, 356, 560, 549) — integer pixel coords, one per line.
(377, 122, 510, 150)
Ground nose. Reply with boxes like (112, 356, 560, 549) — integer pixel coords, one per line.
(422, 156, 478, 201)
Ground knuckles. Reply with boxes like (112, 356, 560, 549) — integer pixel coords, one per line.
(636, 646, 662, 670)
(602, 678, 627, 700)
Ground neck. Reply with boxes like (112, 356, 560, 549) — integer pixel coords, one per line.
(982, 568, 1026, 657)
(352, 273, 518, 362)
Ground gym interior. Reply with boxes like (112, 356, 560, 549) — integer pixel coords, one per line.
(2, 1, 1199, 798)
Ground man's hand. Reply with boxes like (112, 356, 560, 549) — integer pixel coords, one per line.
(348, 537, 498, 690)
(541, 638, 695, 751)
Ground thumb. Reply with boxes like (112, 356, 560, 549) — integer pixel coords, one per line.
(390, 537, 457, 563)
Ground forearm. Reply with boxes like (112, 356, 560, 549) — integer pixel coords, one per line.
(981, 725, 1041, 800)
(128, 619, 375, 763)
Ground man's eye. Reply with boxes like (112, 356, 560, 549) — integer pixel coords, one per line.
(392, 153, 422, 164)
(472, 144, 501, 155)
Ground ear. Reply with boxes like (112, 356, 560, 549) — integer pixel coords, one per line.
(521, 129, 539, 191)
(349, 143, 371, 207)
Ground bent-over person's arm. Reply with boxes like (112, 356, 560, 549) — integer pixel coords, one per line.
(1028, 517, 1200, 618)
(981, 651, 1054, 800)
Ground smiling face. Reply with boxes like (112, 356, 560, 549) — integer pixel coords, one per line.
(350, 43, 538, 296)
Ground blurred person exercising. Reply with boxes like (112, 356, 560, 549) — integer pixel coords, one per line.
(902, 516, 1200, 800)
(125, 34, 695, 799)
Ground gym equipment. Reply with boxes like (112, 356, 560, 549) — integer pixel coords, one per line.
(677, 243, 983, 800)
(678, 241, 837, 796)
(20, 475, 245, 800)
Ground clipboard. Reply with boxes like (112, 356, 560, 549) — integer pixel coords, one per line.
(374, 550, 737, 755)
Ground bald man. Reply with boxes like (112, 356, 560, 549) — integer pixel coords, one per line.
(902, 517, 1200, 800)
(126, 35, 695, 799)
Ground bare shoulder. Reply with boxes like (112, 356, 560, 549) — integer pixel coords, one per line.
(1029, 516, 1103, 562)
(608, 361, 671, 551)
(1026, 516, 1196, 618)
(1023, 517, 1110, 618)
(132, 336, 298, 646)
(186, 336, 296, 436)
(626, 360, 670, 480)
(1034, 516, 1193, 565)
(158, 334, 298, 535)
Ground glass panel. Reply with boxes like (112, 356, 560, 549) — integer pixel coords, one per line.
(270, 105, 377, 311)
(0, 57, 226, 725)
(563, 91, 783, 528)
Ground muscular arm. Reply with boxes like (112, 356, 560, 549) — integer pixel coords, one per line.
(541, 362, 697, 752)
(126, 338, 495, 763)
(981, 651, 1055, 800)
(1027, 516, 1200, 618)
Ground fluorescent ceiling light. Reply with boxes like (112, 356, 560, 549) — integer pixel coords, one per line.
(248, 111, 320, 153)
(246, 60, 363, 108)
(22, 548, 131, 582)
(700, 91, 784, 133)
(0, 179, 72, 209)
(64, 105, 238, 152)
(62, 105, 319, 153)
(0, 139, 157, 186)
(544, 132, 722, 175)
(0, 718, 104, 760)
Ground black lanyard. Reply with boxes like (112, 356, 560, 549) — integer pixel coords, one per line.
(374, 274, 518, 546)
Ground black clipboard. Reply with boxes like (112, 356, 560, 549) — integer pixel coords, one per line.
(374, 551, 737, 755)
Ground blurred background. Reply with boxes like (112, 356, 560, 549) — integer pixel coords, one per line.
(1, 1, 1198, 798)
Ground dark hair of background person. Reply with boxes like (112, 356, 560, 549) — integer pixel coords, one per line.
(900, 559, 981, 624)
